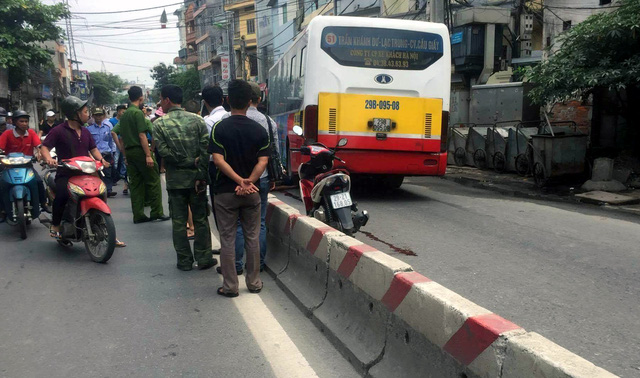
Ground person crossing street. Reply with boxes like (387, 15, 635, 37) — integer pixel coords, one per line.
(112, 86, 168, 224)
(153, 85, 215, 271)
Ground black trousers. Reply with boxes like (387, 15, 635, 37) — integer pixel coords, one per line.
(52, 176, 70, 226)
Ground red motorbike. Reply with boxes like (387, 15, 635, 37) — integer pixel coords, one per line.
(292, 126, 369, 235)
(44, 156, 116, 263)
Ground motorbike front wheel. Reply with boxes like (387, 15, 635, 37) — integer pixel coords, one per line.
(84, 209, 116, 263)
(15, 199, 27, 240)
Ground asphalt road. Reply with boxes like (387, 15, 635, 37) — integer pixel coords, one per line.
(0, 180, 359, 378)
(274, 177, 640, 377)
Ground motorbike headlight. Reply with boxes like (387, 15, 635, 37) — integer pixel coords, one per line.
(98, 182, 107, 194)
(77, 161, 97, 174)
(0, 158, 10, 165)
(68, 182, 85, 195)
(340, 175, 348, 183)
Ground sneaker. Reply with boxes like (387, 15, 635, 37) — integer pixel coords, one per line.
(123, 189, 129, 195)
(107, 191, 118, 198)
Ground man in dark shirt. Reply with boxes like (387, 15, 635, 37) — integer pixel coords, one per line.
(209, 80, 270, 297)
(40, 96, 109, 238)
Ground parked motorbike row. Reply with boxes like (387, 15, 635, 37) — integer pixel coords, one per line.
(0, 150, 116, 263)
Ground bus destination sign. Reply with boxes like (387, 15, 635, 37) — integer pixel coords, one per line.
(321, 26, 444, 70)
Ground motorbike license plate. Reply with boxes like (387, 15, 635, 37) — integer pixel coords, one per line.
(330, 192, 353, 209)
(372, 118, 391, 132)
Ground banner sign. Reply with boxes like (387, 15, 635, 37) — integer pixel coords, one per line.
(321, 26, 444, 70)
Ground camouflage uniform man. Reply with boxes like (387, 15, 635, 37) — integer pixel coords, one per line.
(153, 85, 216, 271)
(115, 86, 168, 224)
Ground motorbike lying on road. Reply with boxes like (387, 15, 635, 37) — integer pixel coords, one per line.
(0, 151, 39, 239)
(291, 126, 369, 235)
(43, 156, 116, 263)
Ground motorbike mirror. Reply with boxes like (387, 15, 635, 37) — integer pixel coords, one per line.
(337, 138, 348, 147)
(292, 125, 303, 136)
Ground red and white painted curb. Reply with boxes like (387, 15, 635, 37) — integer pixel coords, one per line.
(266, 197, 616, 377)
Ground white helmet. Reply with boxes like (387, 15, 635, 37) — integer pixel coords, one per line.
(46, 110, 56, 117)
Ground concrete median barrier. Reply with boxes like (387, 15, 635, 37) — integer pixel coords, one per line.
(264, 198, 616, 377)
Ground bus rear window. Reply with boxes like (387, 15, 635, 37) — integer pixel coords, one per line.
(321, 26, 444, 70)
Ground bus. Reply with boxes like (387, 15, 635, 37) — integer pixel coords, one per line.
(268, 16, 450, 188)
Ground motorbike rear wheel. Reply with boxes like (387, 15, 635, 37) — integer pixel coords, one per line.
(84, 209, 116, 263)
(15, 199, 27, 240)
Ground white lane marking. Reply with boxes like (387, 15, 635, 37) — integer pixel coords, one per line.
(233, 284, 319, 378)
(208, 233, 317, 378)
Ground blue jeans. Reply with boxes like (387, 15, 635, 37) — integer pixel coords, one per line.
(235, 177, 269, 270)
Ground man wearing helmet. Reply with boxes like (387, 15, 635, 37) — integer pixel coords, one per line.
(0, 107, 8, 134)
(40, 96, 111, 239)
(0, 110, 48, 220)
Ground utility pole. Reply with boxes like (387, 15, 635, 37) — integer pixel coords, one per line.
(64, 0, 79, 73)
(240, 35, 247, 80)
(228, 12, 235, 81)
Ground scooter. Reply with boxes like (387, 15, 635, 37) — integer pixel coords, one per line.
(0, 151, 39, 239)
(44, 156, 116, 263)
(292, 126, 369, 235)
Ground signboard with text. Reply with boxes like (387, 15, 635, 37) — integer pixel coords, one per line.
(221, 55, 230, 80)
(321, 26, 444, 70)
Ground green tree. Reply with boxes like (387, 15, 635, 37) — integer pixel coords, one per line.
(90, 71, 126, 106)
(150, 62, 176, 90)
(0, 0, 68, 90)
(523, 0, 639, 124)
(169, 67, 200, 103)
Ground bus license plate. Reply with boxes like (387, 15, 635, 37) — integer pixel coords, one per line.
(372, 118, 391, 132)
(330, 192, 353, 209)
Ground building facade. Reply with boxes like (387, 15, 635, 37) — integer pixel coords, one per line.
(225, 0, 258, 80)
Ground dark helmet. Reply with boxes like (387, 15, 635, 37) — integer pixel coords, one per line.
(0, 107, 7, 117)
(61, 95, 88, 120)
(12, 110, 30, 119)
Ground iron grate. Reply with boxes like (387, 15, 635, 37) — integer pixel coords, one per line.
(329, 108, 337, 134)
(424, 113, 432, 138)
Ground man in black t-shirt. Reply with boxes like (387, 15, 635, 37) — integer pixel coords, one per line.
(209, 80, 270, 297)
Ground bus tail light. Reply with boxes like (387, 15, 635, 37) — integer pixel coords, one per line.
(303, 105, 318, 142)
(440, 111, 449, 153)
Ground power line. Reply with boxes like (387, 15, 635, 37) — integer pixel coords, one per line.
(75, 39, 177, 54)
(76, 56, 154, 69)
(70, 2, 183, 15)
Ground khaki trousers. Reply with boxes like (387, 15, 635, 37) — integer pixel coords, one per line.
(214, 192, 262, 294)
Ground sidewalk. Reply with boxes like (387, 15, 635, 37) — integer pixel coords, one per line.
(443, 166, 640, 217)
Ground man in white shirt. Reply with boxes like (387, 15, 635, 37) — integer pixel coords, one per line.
(202, 85, 227, 246)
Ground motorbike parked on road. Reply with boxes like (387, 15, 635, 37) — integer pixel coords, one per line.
(292, 126, 369, 235)
(0, 151, 39, 239)
(44, 156, 116, 263)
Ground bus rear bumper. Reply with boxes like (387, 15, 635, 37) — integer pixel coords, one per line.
(334, 150, 447, 176)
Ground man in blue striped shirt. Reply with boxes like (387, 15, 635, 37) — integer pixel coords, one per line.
(88, 107, 117, 197)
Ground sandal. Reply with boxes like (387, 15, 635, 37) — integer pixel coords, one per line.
(49, 228, 61, 240)
(216, 287, 239, 298)
(248, 285, 263, 294)
(115, 239, 126, 248)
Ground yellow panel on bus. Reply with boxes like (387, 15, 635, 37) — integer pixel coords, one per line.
(317, 92, 443, 139)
